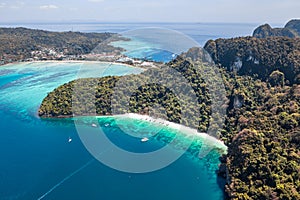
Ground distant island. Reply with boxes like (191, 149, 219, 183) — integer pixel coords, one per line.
(2, 25, 298, 199)
(0, 27, 156, 67)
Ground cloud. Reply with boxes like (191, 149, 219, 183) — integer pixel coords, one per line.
(88, 0, 105, 2)
(0, 3, 6, 8)
(17, 1, 25, 5)
(10, 6, 20, 9)
(39, 5, 58, 10)
(6, 1, 25, 9)
(69, 7, 78, 11)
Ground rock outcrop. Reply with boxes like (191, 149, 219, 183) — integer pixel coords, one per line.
(253, 19, 300, 38)
(204, 36, 300, 84)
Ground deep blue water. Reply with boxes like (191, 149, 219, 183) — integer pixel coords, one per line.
(0, 62, 227, 200)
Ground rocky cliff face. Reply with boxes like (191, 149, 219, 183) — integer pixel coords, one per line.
(285, 19, 300, 34)
(253, 19, 300, 38)
(204, 36, 300, 84)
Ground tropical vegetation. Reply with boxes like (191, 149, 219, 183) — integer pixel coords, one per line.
(39, 36, 300, 199)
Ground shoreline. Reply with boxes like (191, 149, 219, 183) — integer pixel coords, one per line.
(42, 113, 228, 153)
(0, 60, 143, 69)
(121, 113, 228, 152)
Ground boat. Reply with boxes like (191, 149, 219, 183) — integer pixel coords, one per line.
(104, 123, 110, 127)
(91, 123, 97, 127)
(68, 137, 72, 143)
(141, 137, 149, 142)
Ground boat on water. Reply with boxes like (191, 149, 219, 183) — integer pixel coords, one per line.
(91, 123, 97, 127)
(141, 137, 149, 142)
(68, 137, 72, 143)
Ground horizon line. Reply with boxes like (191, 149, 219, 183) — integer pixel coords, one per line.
(0, 20, 285, 26)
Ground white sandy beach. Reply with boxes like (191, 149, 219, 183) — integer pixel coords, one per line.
(96, 113, 228, 152)
(0, 60, 140, 69)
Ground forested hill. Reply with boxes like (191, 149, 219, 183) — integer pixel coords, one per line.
(0, 27, 118, 64)
(204, 36, 300, 85)
(203, 35, 300, 199)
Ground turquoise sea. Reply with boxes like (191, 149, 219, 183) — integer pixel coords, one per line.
(0, 61, 226, 200)
(0, 23, 253, 200)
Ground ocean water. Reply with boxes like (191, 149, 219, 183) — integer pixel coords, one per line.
(110, 28, 202, 62)
(0, 61, 227, 200)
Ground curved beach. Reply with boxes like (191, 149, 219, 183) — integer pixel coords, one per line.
(96, 113, 228, 153)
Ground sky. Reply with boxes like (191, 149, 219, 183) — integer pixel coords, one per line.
(0, 0, 299, 24)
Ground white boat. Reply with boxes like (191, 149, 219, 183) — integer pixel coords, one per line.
(91, 123, 97, 127)
(141, 137, 149, 142)
(68, 137, 72, 143)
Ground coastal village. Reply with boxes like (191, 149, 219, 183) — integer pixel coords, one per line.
(0, 27, 161, 68)
(0, 46, 160, 69)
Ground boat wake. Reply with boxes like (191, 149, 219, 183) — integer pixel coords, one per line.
(37, 159, 94, 200)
